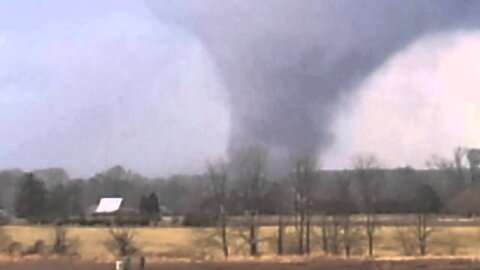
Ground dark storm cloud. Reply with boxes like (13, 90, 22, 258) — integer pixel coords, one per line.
(3, 1, 480, 177)
(146, 0, 480, 164)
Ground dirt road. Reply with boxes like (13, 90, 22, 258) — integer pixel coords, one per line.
(1, 258, 480, 270)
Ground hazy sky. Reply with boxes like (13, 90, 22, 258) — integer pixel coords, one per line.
(0, 0, 229, 177)
(2, 1, 480, 177)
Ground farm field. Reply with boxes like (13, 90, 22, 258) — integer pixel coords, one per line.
(2, 258, 480, 270)
(2, 224, 480, 261)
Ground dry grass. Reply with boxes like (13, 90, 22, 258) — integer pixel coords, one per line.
(2, 258, 480, 270)
(2, 225, 480, 261)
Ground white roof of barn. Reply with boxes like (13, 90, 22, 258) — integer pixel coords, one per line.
(95, 197, 123, 213)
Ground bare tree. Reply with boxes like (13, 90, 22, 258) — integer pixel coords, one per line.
(234, 146, 268, 256)
(426, 153, 469, 216)
(265, 181, 289, 255)
(393, 225, 416, 256)
(51, 226, 78, 256)
(335, 174, 354, 257)
(412, 183, 442, 256)
(394, 213, 436, 257)
(426, 154, 454, 170)
(415, 214, 434, 256)
(105, 227, 138, 257)
(352, 154, 380, 257)
(453, 147, 475, 188)
(325, 215, 343, 256)
(313, 193, 335, 255)
(427, 153, 464, 192)
(206, 160, 229, 258)
(277, 213, 285, 255)
(320, 215, 330, 255)
(467, 149, 480, 184)
(455, 147, 480, 184)
(292, 156, 316, 255)
(450, 148, 480, 217)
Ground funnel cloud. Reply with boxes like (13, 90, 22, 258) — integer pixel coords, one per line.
(2, 1, 480, 176)
(147, 0, 480, 166)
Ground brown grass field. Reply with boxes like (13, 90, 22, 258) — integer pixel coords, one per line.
(2, 224, 480, 269)
(2, 258, 480, 270)
(4, 225, 480, 260)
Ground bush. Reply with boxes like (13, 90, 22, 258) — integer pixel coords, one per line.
(24, 240, 48, 256)
(6, 242, 22, 256)
(394, 227, 417, 256)
(104, 227, 138, 257)
(51, 226, 79, 256)
(0, 226, 12, 251)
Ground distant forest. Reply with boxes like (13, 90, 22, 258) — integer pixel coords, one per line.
(0, 148, 478, 225)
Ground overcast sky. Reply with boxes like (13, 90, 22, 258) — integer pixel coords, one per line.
(2, 1, 480, 177)
(0, 0, 229, 177)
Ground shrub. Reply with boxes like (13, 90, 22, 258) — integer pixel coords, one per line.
(6, 242, 22, 256)
(104, 227, 138, 257)
(394, 227, 417, 256)
(24, 240, 48, 256)
(51, 226, 79, 256)
(0, 226, 12, 251)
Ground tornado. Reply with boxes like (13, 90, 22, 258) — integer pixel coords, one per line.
(146, 0, 480, 168)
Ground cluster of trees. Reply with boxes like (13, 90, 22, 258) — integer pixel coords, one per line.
(10, 169, 160, 224)
(15, 173, 83, 223)
(2, 146, 480, 257)
(193, 148, 459, 258)
(0, 154, 469, 218)
(197, 147, 480, 258)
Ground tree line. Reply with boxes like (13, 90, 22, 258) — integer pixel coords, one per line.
(1, 146, 480, 257)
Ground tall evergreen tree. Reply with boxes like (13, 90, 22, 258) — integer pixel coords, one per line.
(147, 192, 160, 216)
(15, 173, 47, 223)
